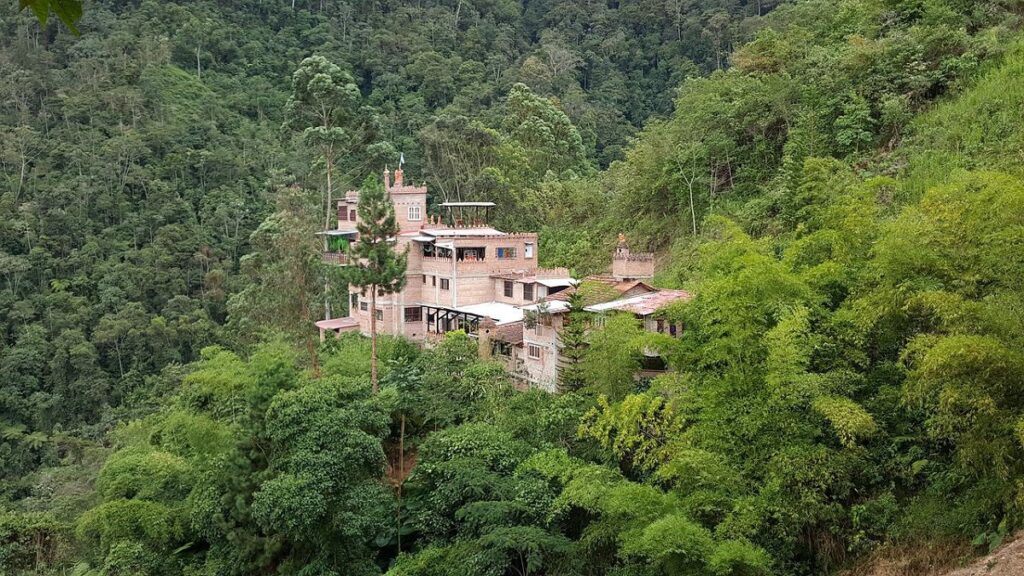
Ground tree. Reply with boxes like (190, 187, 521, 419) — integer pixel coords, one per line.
(557, 288, 587, 393)
(227, 179, 324, 372)
(580, 312, 646, 400)
(345, 178, 407, 393)
(284, 56, 360, 234)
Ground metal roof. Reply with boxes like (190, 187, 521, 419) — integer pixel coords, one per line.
(316, 230, 358, 236)
(584, 289, 693, 316)
(421, 227, 506, 237)
(537, 278, 577, 288)
(521, 301, 571, 314)
(440, 201, 497, 207)
(314, 317, 359, 331)
(456, 301, 524, 325)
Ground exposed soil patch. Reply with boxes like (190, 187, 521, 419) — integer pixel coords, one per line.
(843, 536, 1024, 576)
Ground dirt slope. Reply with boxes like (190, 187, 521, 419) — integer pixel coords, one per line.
(844, 536, 1024, 576)
(943, 536, 1024, 576)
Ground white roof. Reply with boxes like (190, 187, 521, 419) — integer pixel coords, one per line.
(521, 301, 571, 314)
(410, 235, 435, 242)
(316, 229, 358, 236)
(421, 227, 505, 237)
(440, 201, 496, 207)
(455, 302, 524, 325)
(537, 278, 577, 288)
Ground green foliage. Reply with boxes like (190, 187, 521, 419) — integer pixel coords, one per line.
(8, 1, 1024, 575)
(580, 393, 682, 477)
(18, 0, 81, 33)
(580, 313, 646, 400)
(557, 288, 587, 392)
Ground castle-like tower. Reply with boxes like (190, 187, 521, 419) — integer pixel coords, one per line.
(611, 233, 655, 281)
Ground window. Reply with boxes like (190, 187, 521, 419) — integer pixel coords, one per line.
(457, 247, 484, 261)
(432, 276, 437, 286)
(351, 293, 359, 307)
(656, 319, 665, 333)
(404, 307, 422, 322)
(349, 209, 356, 221)
(339, 205, 348, 221)
(528, 344, 542, 359)
(523, 283, 534, 301)
(423, 274, 427, 284)
(440, 278, 450, 290)
(360, 302, 368, 312)
(524, 242, 534, 259)
(408, 205, 422, 221)
(375, 309, 383, 321)
(496, 247, 517, 259)
(503, 281, 514, 298)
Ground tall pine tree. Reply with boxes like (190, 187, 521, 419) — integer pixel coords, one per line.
(558, 287, 588, 392)
(345, 177, 408, 393)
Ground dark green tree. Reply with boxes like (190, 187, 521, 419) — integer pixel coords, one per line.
(557, 288, 587, 393)
(346, 178, 408, 393)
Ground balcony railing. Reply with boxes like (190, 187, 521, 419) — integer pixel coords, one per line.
(322, 251, 348, 266)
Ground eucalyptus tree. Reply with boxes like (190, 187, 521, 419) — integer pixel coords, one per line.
(284, 55, 362, 234)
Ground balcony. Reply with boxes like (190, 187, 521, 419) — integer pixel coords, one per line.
(322, 251, 348, 266)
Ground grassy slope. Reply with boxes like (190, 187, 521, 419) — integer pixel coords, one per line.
(898, 41, 1024, 196)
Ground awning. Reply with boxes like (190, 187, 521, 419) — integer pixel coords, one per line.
(411, 235, 435, 242)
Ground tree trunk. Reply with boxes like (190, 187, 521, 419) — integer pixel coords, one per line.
(688, 180, 697, 236)
(323, 141, 336, 321)
(397, 412, 406, 552)
(370, 287, 379, 393)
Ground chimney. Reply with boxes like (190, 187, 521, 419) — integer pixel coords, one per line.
(478, 318, 497, 360)
(383, 166, 391, 189)
(394, 166, 404, 187)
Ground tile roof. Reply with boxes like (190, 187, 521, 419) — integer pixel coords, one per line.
(584, 289, 693, 316)
(490, 321, 524, 345)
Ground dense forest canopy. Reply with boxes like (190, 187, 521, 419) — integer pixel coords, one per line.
(5, 0, 1024, 575)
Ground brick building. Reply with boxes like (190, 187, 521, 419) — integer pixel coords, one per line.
(316, 168, 692, 392)
(315, 166, 574, 343)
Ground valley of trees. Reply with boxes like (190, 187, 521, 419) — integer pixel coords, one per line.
(4, 0, 1024, 574)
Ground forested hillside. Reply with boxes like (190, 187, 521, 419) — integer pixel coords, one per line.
(5, 0, 1024, 575)
(0, 0, 776, 502)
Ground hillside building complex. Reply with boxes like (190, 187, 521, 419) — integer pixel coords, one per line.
(316, 168, 691, 392)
